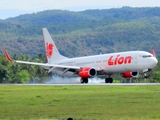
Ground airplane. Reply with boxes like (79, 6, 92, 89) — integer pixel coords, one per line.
(4, 28, 158, 84)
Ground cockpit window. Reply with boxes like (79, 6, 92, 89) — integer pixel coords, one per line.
(142, 55, 152, 58)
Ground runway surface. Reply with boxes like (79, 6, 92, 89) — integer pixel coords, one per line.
(1, 83, 160, 86)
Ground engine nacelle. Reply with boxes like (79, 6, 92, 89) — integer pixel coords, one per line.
(78, 67, 97, 78)
(121, 72, 139, 78)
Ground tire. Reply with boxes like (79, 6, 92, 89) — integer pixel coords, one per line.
(84, 78, 88, 83)
(81, 78, 89, 84)
(105, 78, 113, 83)
(105, 78, 109, 83)
(109, 78, 113, 83)
(80, 78, 84, 83)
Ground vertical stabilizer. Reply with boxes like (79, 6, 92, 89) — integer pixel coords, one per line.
(42, 28, 68, 63)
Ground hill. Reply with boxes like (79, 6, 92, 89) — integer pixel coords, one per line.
(0, 7, 160, 57)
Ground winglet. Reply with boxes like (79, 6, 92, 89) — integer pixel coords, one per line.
(152, 49, 156, 58)
(4, 48, 13, 62)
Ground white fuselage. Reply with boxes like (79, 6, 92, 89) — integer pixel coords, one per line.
(49, 51, 158, 77)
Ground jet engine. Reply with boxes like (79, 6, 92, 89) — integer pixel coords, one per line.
(78, 67, 97, 78)
(121, 72, 139, 78)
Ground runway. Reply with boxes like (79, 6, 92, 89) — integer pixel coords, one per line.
(1, 83, 160, 86)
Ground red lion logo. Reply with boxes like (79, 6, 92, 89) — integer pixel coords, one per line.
(46, 43, 54, 58)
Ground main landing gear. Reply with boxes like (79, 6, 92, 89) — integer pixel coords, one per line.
(105, 77, 113, 83)
(80, 77, 113, 84)
(80, 78, 88, 84)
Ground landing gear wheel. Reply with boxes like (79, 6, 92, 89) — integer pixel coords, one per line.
(105, 78, 113, 83)
(109, 78, 113, 83)
(144, 76, 148, 79)
(105, 78, 109, 83)
(84, 78, 88, 83)
(80, 78, 84, 83)
(80, 78, 89, 84)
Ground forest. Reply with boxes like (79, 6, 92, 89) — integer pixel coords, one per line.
(0, 7, 160, 83)
(0, 54, 49, 83)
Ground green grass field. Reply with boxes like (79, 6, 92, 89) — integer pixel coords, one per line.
(0, 85, 160, 120)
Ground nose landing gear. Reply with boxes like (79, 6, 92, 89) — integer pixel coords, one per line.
(143, 69, 152, 79)
(143, 73, 148, 79)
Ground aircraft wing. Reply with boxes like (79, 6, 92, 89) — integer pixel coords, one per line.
(4, 48, 103, 76)
(4, 49, 80, 70)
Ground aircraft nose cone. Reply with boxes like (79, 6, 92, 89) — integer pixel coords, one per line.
(155, 58, 158, 64)
(153, 57, 158, 67)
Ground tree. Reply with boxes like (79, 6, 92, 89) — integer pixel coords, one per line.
(13, 70, 30, 83)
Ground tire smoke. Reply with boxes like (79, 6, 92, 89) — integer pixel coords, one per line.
(44, 75, 104, 84)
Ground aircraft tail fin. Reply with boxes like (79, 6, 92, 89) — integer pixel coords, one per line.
(42, 28, 68, 63)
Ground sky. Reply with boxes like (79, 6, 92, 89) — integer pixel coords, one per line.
(0, 0, 160, 19)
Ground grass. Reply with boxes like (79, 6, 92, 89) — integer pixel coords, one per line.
(0, 85, 160, 120)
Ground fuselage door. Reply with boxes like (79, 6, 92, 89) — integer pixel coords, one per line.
(134, 53, 138, 64)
